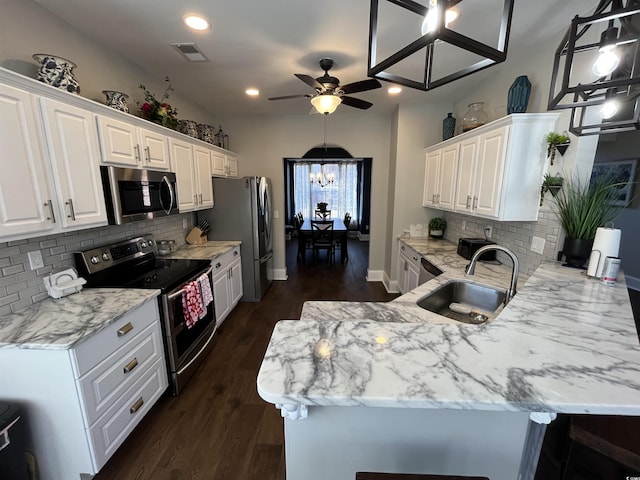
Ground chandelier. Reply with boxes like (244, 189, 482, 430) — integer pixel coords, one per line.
(548, 0, 640, 136)
(310, 114, 336, 188)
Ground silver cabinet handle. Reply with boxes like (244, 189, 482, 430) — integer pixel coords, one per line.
(123, 358, 139, 374)
(65, 198, 76, 221)
(199, 193, 203, 204)
(144, 146, 151, 163)
(215, 262, 222, 269)
(194, 194, 198, 205)
(401, 245, 405, 251)
(130, 397, 144, 414)
(472, 196, 478, 209)
(466, 195, 472, 208)
(436, 194, 440, 204)
(134, 144, 141, 162)
(44, 200, 56, 223)
(117, 322, 133, 336)
(233, 250, 238, 256)
(431, 193, 435, 204)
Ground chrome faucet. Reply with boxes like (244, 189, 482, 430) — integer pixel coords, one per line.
(465, 245, 520, 305)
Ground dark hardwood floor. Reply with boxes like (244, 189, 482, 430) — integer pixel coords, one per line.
(94, 238, 398, 480)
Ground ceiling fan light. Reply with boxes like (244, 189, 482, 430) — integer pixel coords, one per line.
(311, 95, 342, 114)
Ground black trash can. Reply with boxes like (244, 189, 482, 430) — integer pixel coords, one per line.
(0, 402, 31, 480)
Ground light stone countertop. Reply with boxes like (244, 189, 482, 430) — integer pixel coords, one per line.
(164, 240, 241, 261)
(259, 236, 640, 416)
(0, 288, 160, 350)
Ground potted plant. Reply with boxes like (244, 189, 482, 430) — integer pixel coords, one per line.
(316, 202, 328, 212)
(428, 217, 447, 238)
(540, 173, 564, 205)
(552, 175, 625, 268)
(545, 132, 570, 165)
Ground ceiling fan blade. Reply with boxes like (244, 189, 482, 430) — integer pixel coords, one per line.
(268, 94, 312, 101)
(340, 96, 373, 110)
(339, 78, 382, 95)
(295, 73, 324, 90)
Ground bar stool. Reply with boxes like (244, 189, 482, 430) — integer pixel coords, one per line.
(356, 473, 489, 480)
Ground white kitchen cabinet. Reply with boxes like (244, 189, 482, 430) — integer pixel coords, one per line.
(397, 242, 421, 294)
(211, 147, 239, 178)
(424, 113, 561, 221)
(97, 115, 171, 170)
(0, 84, 108, 241)
(0, 300, 167, 480)
(422, 143, 457, 211)
(170, 138, 214, 212)
(211, 246, 243, 325)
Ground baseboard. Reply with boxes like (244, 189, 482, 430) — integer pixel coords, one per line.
(382, 271, 400, 293)
(271, 268, 288, 281)
(366, 269, 384, 282)
(357, 232, 370, 241)
(625, 274, 640, 291)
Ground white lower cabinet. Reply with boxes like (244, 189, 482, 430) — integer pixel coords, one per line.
(0, 300, 168, 480)
(397, 242, 421, 294)
(212, 246, 243, 325)
(170, 138, 214, 212)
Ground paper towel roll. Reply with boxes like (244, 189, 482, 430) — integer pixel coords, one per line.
(587, 227, 621, 278)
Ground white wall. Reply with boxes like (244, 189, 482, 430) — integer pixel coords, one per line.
(221, 113, 393, 276)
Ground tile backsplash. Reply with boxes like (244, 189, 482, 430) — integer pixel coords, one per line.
(0, 213, 196, 316)
(439, 205, 562, 277)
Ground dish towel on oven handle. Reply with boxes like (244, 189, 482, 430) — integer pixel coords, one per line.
(182, 281, 204, 329)
(198, 273, 213, 316)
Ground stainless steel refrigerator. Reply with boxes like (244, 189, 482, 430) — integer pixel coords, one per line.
(198, 176, 273, 302)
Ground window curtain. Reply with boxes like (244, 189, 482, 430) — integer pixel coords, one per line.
(292, 162, 358, 222)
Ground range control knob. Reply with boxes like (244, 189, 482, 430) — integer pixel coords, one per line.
(140, 242, 147, 249)
(101, 252, 110, 261)
(90, 255, 100, 264)
(147, 239, 154, 246)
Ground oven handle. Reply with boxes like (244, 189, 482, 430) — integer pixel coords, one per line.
(166, 265, 214, 301)
(175, 325, 217, 376)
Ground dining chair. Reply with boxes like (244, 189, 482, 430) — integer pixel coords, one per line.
(294, 215, 310, 263)
(311, 220, 335, 266)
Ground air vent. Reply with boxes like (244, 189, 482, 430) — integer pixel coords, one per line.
(170, 43, 208, 62)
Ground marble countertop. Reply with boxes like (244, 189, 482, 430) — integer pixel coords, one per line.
(164, 240, 241, 261)
(0, 289, 160, 350)
(258, 237, 640, 416)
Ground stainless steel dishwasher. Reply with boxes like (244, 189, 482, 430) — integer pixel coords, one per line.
(419, 257, 443, 285)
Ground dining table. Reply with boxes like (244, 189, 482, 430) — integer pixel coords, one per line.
(299, 218, 348, 264)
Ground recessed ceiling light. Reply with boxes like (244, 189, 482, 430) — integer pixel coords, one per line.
(184, 15, 210, 31)
(246, 88, 260, 96)
(388, 86, 402, 94)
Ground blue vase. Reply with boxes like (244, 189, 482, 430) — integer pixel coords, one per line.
(507, 75, 531, 114)
(442, 112, 456, 140)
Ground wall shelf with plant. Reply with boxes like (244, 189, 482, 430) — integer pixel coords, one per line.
(540, 173, 564, 205)
(545, 132, 570, 165)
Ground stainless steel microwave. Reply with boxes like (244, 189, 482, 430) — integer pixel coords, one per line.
(100, 166, 178, 225)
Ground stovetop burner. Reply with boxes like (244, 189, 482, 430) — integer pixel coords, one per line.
(75, 235, 209, 293)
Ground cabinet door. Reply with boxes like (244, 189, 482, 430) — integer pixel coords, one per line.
(169, 139, 197, 212)
(226, 154, 238, 178)
(454, 137, 478, 212)
(229, 258, 243, 306)
(139, 128, 170, 171)
(0, 84, 56, 238)
(211, 150, 227, 177)
(438, 144, 458, 210)
(407, 263, 420, 292)
(194, 146, 214, 209)
(39, 98, 107, 229)
(212, 271, 231, 324)
(97, 115, 140, 167)
(423, 150, 440, 207)
(473, 126, 509, 218)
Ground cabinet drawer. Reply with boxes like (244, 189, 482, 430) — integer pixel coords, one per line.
(72, 300, 159, 377)
(88, 359, 167, 471)
(212, 246, 241, 273)
(78, 322, 164, 425)
(399, 243, 421, 269)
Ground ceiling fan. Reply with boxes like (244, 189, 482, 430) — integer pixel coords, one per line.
(268, 58, 382, 113)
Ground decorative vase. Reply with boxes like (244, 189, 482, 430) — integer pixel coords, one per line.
(197, 123, 215, 143)
(507, 75, 531, 114)
(442, 113, 456, 140)
(178, 119, 199, 138)
(32, 54, 80, 94)
(317, 202, 328, 212)
(429, 229, 444, 238)
(559, 237, 594, 269)
(102, 90, 129, 113)
(461, 102, 488, 132)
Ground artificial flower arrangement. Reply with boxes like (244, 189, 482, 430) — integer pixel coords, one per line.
(138, 76, 179, 130)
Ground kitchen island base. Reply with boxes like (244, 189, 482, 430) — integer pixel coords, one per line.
(283, 406, 535, 480)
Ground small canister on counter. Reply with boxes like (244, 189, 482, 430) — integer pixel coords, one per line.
(601, 256, 621, 285)
(158, 240, 170, 256)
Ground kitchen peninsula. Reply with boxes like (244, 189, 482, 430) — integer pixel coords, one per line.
(257, 237, 639, 480)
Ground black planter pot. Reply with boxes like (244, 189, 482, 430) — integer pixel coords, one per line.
(559, 237, 594, 268)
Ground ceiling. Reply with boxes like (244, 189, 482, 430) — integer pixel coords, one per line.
(33, 0, 595, 118)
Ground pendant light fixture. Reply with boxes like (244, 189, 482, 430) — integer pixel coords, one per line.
(310, 114, 336, 188)
(367, 0, 514, 91)
(548, 0, 640, 136)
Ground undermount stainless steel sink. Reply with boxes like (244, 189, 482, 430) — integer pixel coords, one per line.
(417, 281, 507, 324)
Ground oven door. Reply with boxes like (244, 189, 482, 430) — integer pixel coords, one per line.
(161, 265, 216, 395)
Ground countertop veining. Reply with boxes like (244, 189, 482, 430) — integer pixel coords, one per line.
(164, 240, 241, 260)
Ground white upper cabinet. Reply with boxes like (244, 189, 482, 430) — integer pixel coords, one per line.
(170, 138, 214, 212)
(194, 145, 214, 209)
(424, 113, 561, 221)
(97, 115, 170, 170)
(211, 147, 239, 178)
